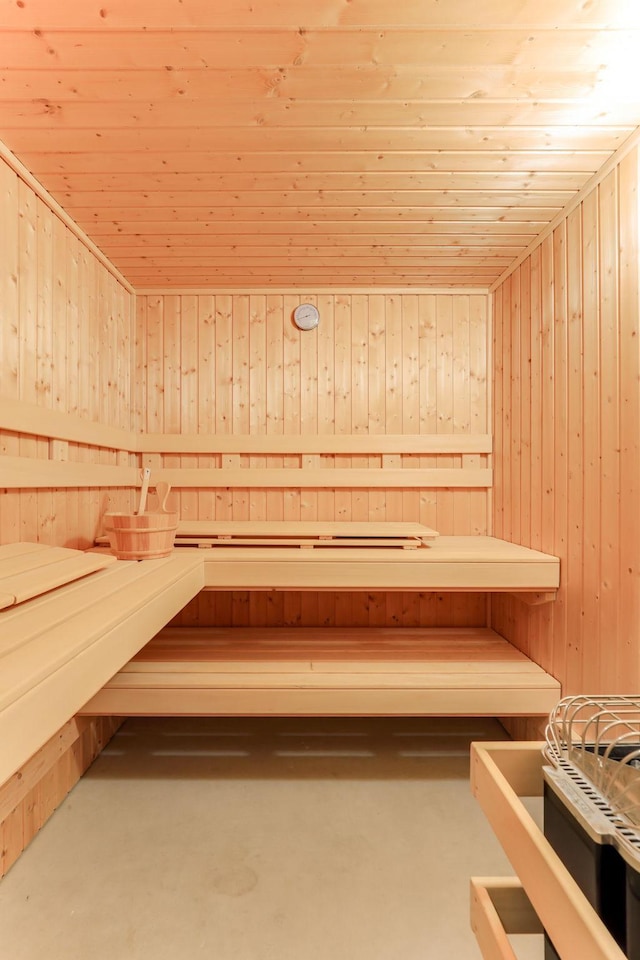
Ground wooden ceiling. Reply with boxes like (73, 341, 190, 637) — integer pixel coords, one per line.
(1, 0, 639, 290)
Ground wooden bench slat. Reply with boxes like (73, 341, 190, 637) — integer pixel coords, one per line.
(0, 558, 203, 706)
(0, 560, 166, 654)
(128, 626, 533, 664)
(0, 542, 45, 562)
(133, 644, 528, 661)
(0, 593, 15, 611)
(0, 545, 117, 607)
(0, 553, 204, 787)
(120, 662, 549, 676)
(81, 687, 560, 718)
(103, 671, 560, 690)
(175, 520, 437, 538)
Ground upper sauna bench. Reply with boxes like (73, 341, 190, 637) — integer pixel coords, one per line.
(174, 532, 560, 597)
(97, 520, 560, 596)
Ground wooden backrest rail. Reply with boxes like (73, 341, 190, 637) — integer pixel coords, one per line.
(1, 399, 492, 490)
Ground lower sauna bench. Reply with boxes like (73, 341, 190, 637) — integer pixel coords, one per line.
(79, 626, 561, 717)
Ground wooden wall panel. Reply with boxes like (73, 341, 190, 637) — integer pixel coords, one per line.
(135, 291, 490, 626)
(0, 153, 135, 549)
(492, 145, 640, 736)
(0, 152, 133, 869)
(0, 717, 122, 879)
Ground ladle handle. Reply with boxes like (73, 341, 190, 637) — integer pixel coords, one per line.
(136, 468, 151, 515)
(156, 481, 172, 513)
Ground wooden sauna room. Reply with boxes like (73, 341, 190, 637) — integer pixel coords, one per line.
(1, 1, 639, 958)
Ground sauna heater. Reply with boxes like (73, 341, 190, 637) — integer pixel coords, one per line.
(543, 695, 640, 960)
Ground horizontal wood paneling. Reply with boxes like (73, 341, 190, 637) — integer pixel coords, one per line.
(492, 144, 640, 737)
(0, 153, 135, 549)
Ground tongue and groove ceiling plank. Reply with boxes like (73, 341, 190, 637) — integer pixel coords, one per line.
(0, 0, 638, 288)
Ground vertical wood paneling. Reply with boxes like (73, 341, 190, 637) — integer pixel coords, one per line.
(138, 290, 489, 628)
(500, 280, 512, 541)
(265, 294, 285, 531)
(529, 246, 543, 553)
(552, 221, 568, 687)
(492, 288, 504, 540)
(1, 163, 19, 400)
(418, 295, 438, 531)
(581, 188, 602, 693)
(0, 152, 134, 551)
(519, 261, 532, 546)
(0, 152, 133, 868)
(402, 294, 420, 529)
(469, 294, 488, 534)
(618, 151, 640, 691)
(493, 144, 640, 726)
(436, 296, 454, 537)
(0, 163, 21, 547)
(180, 295, 199, 522)
(317, 293, 337, 532)
(566, 207, 584, 692)
(598, 170, 621, 691)
(283, 293, 302, 530)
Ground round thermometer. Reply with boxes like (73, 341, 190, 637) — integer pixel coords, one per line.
(293, 303, 320, 330)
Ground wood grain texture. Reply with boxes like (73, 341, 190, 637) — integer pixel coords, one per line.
(0, 716, 122, 879)
(134, 291, 490, 626)
(134, 292, 489, 509)
(0, 152, 135, 549)
(79, 625, 560, 718)
(492, 143, 640, 739)
(0, 2, 638, 286)
(0, 552, 204, 787)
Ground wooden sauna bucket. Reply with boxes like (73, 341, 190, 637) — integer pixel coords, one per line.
(104, 512, 179, 559)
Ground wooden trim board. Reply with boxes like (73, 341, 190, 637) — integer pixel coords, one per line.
(0, 397, 136, 450)
(470, 878, 542, 960)
(0, 455, 139, 489)
(0, 399, 491, 457)
(137, 433, 493, 455)
(149, 520, 437, 550)
(146, 465, 492, 489)
(1, 455, 491, 491)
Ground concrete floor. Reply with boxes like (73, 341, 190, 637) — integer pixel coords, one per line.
(0, 717, 543, 959)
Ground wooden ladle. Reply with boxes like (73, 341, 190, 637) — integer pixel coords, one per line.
(155, 481, 172, 513)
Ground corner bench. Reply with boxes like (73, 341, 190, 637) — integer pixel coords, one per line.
(0, 544, 203, 786)
(82, 533, 560, 719)
(1, 534, 561, 787)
